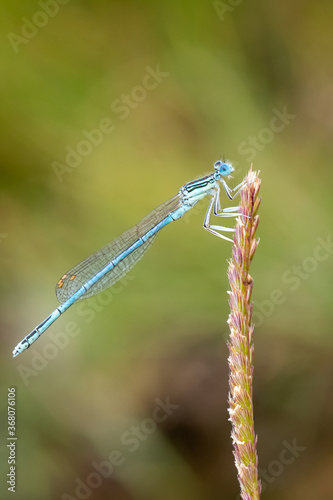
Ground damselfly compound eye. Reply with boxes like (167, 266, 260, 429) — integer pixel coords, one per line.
(214, 160, 233, 176)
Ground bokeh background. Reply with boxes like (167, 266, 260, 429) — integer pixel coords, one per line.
(1, 1, 333, 499)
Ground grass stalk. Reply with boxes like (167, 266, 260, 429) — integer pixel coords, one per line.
(227, 168, 261, 500)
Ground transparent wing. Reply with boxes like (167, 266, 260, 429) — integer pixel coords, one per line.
(55, 193, 182, 303)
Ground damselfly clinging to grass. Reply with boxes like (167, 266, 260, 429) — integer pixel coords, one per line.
(13, 160, 245, 357)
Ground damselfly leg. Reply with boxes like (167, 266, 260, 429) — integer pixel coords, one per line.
(203, 182, 247, 242)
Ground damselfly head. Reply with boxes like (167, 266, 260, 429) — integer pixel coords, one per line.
(214, 160, 234, 178)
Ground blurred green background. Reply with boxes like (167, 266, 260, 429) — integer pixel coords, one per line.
(1, 1, 333, 499)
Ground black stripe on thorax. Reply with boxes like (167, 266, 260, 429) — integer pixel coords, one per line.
(183, 174, 214, 193)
